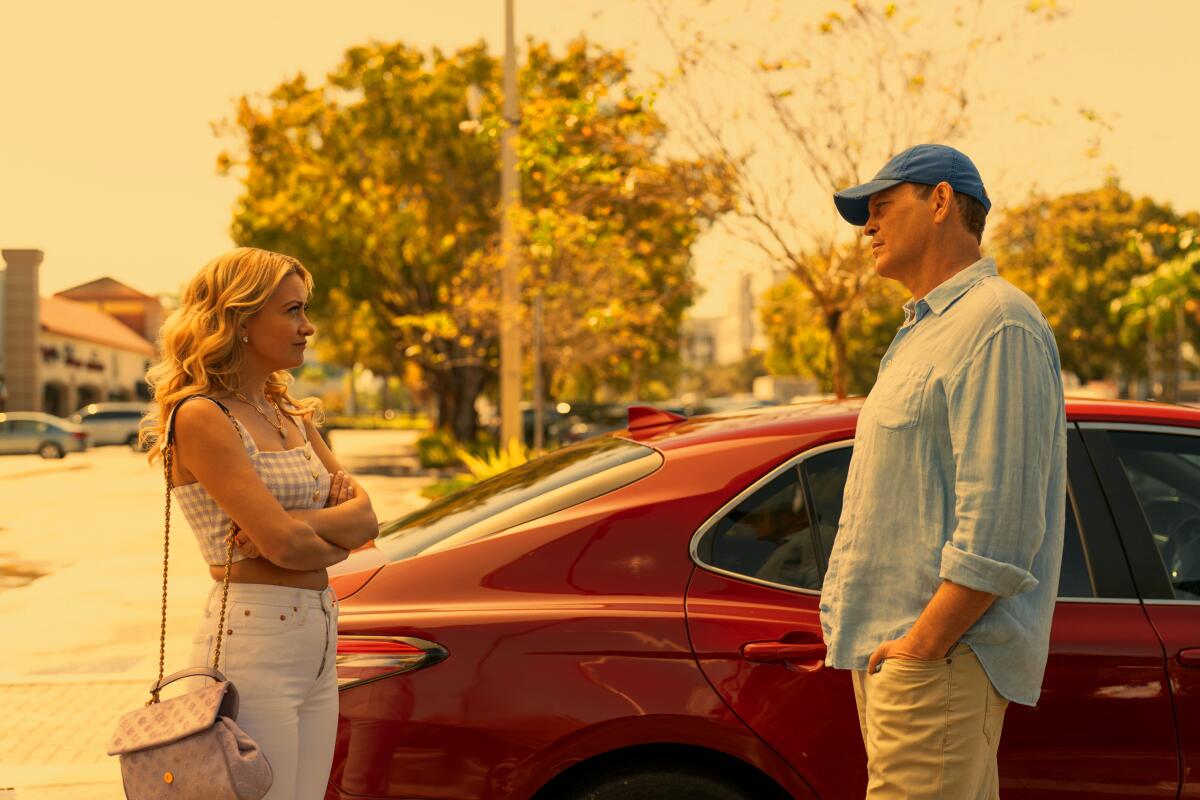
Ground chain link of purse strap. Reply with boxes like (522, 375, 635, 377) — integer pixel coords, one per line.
(150, 398, 239, 705)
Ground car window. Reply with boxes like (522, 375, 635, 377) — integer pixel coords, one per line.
(1109, 432, 1200, 600)
(375, 436, 663, 562)
(84, 411, 140, 422)
(801, 447, 852, 568)
(1057, 502, 1094, 598)
(10, 420, 49, 433)
(696, 466, 822, 591)
(700, 443, 1094, 598)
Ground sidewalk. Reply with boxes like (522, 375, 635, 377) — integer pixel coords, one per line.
(0, 674, 139, 798)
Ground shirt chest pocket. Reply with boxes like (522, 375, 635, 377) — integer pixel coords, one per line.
(867, 362, 933, 430)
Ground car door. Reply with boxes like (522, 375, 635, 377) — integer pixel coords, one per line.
(685, 430, 1179, 799)
(82, 410, 116, 445)
(1081, 423, 1200, 799)
(0, 420, 14, 454)
(8, 419, 43, 454)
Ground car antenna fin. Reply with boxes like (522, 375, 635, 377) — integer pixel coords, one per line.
(627, 405, 687, 432)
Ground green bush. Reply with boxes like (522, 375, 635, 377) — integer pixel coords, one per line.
(415, 428, 500, 469)
(456, 439, 530, 480)
(419, 439, 532, 499)
(420, 474, 479, 499)
(416, 429, 459, 468)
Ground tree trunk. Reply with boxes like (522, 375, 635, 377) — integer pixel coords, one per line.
(346, 365, 359, 416)
(826, 309, 849, 398)
(430, 363, 488, 443)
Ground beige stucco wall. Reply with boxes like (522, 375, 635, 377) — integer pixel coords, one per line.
(39, 331, 151, 415)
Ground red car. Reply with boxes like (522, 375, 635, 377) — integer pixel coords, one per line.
(326, 398, 1200, 799)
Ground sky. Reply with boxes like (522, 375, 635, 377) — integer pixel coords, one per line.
(2, 1, 1198, 318)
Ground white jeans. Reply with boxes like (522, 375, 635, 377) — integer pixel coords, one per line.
(190, 582, 340, 800)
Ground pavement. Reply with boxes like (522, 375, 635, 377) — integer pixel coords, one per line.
(0, 428, 435, 797)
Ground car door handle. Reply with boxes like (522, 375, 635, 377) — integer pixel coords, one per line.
(740, 641, 827, 663)
(1178, 648, 1200, 668)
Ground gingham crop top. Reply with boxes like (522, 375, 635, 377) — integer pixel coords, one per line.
(168, 395, 332, 566)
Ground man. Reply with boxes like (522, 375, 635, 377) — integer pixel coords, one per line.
(819, 144, 1067, 799)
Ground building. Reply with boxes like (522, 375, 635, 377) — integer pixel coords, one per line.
(1, 249, 159, 415)
(682, 272, 766, 368)
(55, 276, 165, 344)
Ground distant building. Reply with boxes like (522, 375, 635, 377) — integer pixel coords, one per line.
(682, 272, 766, 368)
(55, 276, 165, 344)
(1, 249, 159, 415)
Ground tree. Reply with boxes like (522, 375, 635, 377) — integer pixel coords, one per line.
(760, 255, 906, 395)
(988, 181, 1200, 390)
(1110, 245, 1200, 400)
(648, 0, 1068, 396)
(218, 39, 730, 440)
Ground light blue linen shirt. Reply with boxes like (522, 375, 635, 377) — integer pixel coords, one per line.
(819, 257, 1067, 706)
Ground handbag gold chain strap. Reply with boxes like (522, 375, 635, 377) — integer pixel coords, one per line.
(150, 403, 239, 704)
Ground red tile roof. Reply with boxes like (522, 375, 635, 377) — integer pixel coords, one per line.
(56, 277, 159, 302)
(40, 296, 156, 356)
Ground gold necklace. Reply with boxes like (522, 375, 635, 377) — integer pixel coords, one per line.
(233, 391, 287, 442)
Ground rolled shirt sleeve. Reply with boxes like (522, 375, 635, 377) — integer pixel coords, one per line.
(940, 322, 1062, 598)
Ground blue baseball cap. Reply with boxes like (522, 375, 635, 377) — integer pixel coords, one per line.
(833, 144, 991, 226)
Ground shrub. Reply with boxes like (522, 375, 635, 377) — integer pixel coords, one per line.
(416, 429, 459, 469)
(419, 439, 532, 499)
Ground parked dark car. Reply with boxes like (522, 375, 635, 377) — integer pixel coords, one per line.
(325, 398, 1200, 799)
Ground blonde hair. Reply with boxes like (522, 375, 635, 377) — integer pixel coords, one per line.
(141, 247, 323, 461)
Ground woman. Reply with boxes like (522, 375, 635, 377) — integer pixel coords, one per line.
(142, 247, 379, 799)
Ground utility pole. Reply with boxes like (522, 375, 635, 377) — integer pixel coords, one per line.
(499, 0, 524, 449)
(532, 292, 544, 451)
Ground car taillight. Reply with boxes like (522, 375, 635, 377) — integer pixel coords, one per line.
(71, 432, 87, 442)
(335, 636, 448, 691)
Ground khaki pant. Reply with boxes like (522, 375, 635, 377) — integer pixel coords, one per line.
(851, 643, 1009, 800)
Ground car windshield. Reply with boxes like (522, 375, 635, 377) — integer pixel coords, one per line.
(376, 435, 662, 562)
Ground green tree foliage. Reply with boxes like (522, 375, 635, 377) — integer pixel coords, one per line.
(988, 181, 1200, 386)
(217, 39, 730, 440)
(760, 256, 906, 395)
(1110, 245, 1200, 400)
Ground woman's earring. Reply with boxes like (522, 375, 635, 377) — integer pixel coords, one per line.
(241, 335, 249, 343)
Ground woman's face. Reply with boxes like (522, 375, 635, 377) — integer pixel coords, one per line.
(241, 273, 316, 373)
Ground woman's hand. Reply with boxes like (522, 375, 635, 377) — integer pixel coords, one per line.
(230, 526, 262, 559)
(325, 470, 357, 507)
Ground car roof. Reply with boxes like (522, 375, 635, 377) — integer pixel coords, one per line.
(75, 402, 149, 412)
(0, 411, 69, 422)
(623, 396, 1200, 452)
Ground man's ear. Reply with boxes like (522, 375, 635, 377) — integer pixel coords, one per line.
(932, 182, 955, 223)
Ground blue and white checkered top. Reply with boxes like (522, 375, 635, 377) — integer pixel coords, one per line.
(170, 398, 331, 566)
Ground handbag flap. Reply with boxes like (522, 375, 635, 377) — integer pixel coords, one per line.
(107, 681, 231, 755)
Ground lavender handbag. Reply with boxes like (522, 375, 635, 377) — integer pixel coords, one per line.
(107, 397, 272, 798)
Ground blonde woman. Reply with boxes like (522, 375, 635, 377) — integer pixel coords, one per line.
(142, 247, 379, 799)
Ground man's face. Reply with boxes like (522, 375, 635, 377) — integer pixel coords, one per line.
(863, 183, 936, 280)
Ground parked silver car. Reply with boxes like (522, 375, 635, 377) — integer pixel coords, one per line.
(0, 412, 89, 458)
(69, 402, 149, 448)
